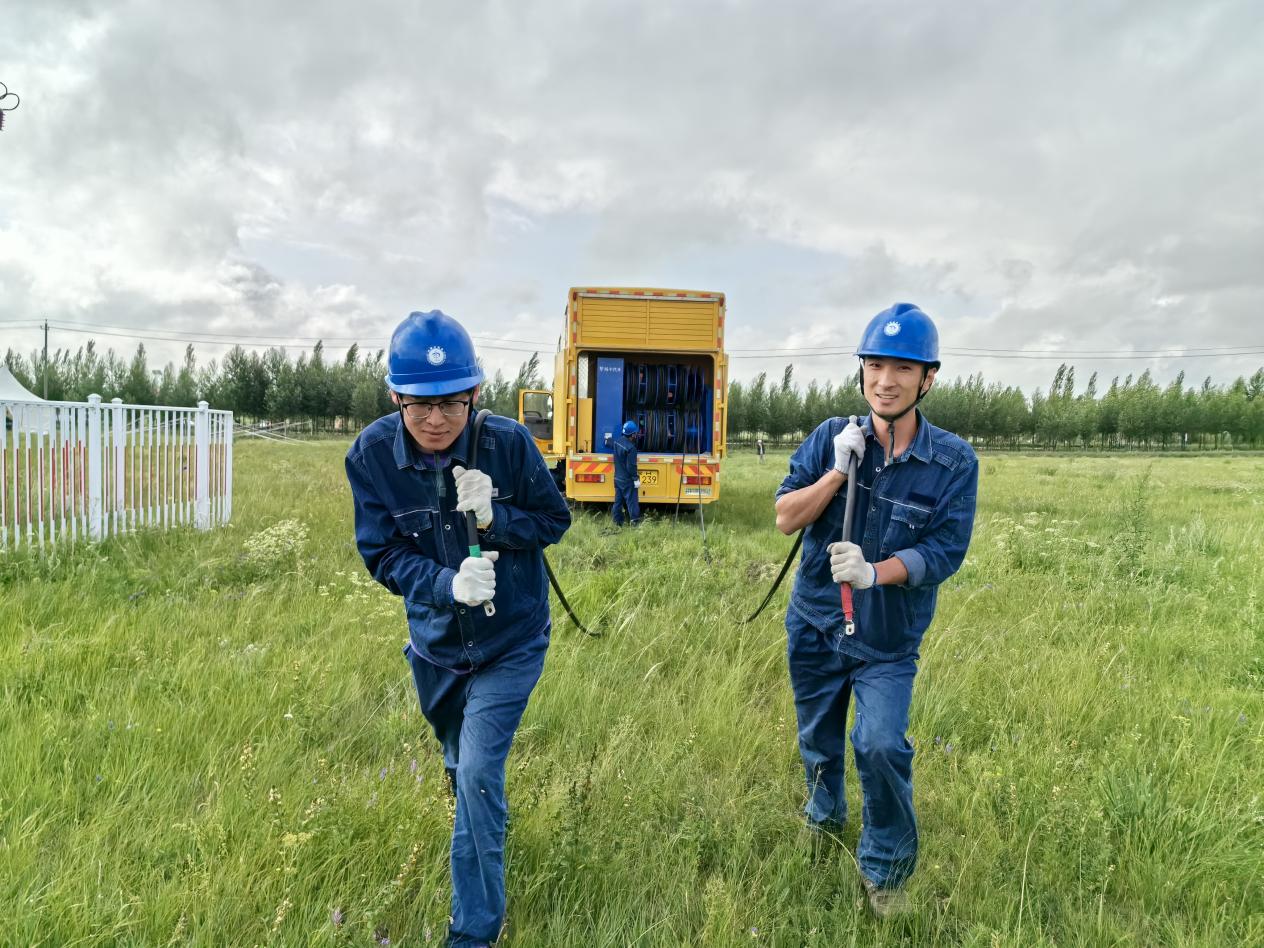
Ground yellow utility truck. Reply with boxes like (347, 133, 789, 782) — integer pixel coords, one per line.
(518, 287, 728, 505)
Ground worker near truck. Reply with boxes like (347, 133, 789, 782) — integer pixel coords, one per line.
(609, 419, 643, 526)
(773, 303, 978, 918)
(344, 310, 571, 947)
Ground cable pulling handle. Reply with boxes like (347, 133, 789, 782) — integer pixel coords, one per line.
(466, 409, 495, 616)
(840, 414, 859, 636)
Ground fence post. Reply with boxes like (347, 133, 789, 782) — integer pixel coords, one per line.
(87, 394, 103, 541)
(223, 412, 234, 524)
(111, 398, 125, 535)
(196, 400, 210, 530)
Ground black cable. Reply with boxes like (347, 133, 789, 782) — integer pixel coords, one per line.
(694, 414, 709, 560)
(542, 554, 601, 637)
(742, 532, 803, 624)
(469, 409, 600, 638)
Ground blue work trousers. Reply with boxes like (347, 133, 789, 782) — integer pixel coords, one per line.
(405, 631, 548, 946)
(786, 610, 919, 888)
(611, 480, 641, 526)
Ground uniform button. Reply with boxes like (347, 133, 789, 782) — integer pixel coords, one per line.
(444, 524, 451, 531)
(459, 608, 467, 615)
(467, 641, 474, 647)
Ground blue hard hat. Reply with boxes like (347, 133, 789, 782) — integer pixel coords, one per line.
(385, 310, 484, 396)
(856, 303, 940, 365)
(622, 420, 639, 435)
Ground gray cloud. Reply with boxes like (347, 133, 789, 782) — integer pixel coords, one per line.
(2, 0, 1261, 388)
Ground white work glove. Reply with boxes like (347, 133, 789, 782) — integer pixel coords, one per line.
(452, 465, 494, 529)
(833, 420, 865, 474)
(634, 479, 641, 489)
(828, 541, 877, 589)
(451, 551, 499, 606)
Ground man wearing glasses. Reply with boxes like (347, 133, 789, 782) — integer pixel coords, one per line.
(345, 310, 571, 947)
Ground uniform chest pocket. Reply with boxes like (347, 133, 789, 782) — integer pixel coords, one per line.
(392, 508, 437, 544)
(880, 497, 933, 554)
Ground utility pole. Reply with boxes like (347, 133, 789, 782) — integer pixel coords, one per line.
(42, 319, 49, 399)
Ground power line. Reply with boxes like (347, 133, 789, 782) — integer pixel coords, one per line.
(728, 349, 1264, 361)
(1, 317, 555, 350)
(28, 322, 549, 355)
(7, 317, 1259, 362)
(727, 343, 1264, 356)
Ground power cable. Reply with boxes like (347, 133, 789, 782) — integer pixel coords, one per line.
(21, 322, 548, 355)
(728, 348, 1264, 361)
(726, 342, 1264, 355)
(1, 318, 553, 350)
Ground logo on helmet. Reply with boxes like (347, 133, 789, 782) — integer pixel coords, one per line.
(426, 346, 447, 366)
(883, 321, 901, 337)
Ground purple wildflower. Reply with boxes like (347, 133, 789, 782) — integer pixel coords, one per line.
(332, 908, 344, 927)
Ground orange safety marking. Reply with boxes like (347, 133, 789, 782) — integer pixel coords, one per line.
(671, 461, 715, 476)
(571, 460, 614, 475)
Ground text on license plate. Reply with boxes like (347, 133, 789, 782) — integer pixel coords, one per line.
(638, 470, 658, 486)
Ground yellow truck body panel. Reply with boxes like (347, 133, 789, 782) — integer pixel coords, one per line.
(521, 287, 728, 505)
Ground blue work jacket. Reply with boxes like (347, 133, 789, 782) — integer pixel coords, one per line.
(610, 434, 639, 485)
(346, 412, 571, 672)
(777, 411, 978, 661)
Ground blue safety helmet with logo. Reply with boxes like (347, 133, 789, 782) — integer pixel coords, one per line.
(855, 302, 941, 422)
(855, 302, 940, 366)
(622, 420, 639, 436)
(385, 310, 484, 396)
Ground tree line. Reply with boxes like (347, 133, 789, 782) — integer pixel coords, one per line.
(728, 363, 1264, 449)
(5, 342, 1262, 449)
(2, 342, 542, 431)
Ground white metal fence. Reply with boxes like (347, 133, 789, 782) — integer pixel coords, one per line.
(1, 395, 233, 550)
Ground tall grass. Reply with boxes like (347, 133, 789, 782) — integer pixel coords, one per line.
(2, 445, 1261, 946)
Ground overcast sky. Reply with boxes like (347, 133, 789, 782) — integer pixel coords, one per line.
(2, 0, 1262, 395)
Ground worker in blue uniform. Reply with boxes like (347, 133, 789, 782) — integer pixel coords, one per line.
(609, 419, 642, 526)
(345, 310, 571, 947)
(774, 303, 978, 919)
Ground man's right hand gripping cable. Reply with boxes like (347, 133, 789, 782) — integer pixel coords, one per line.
(452, 551, 498, 607)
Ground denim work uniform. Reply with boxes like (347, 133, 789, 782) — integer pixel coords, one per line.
(777, 411, 977, 888)
(609, 433, 641, 526)
(346, 411, 571, 947)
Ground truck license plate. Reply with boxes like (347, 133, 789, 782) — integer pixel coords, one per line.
(638, 470, 658, 486)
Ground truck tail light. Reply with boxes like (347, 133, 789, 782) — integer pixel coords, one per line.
(682, 475, 712, 486)
(576, 473, 605, 483)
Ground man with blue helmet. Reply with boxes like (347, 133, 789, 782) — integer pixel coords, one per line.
(608, 419, 642, 527)
(774, 303, 978, 918)
(344, 310, 571, 947)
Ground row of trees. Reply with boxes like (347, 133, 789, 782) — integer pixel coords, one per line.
(2, 342, 542, 430)
(5, 342, 1263, 449)
(728, 363, 1264, 449)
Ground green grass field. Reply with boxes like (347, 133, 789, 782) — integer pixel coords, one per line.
(2, 445, 1262, 946)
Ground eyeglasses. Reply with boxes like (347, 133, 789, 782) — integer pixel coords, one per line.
(400, 399, 471, 419)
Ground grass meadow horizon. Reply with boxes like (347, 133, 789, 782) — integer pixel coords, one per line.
(2, 443, 1261, 946)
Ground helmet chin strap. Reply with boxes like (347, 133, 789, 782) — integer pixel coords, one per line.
(858, 363, 933, 461)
